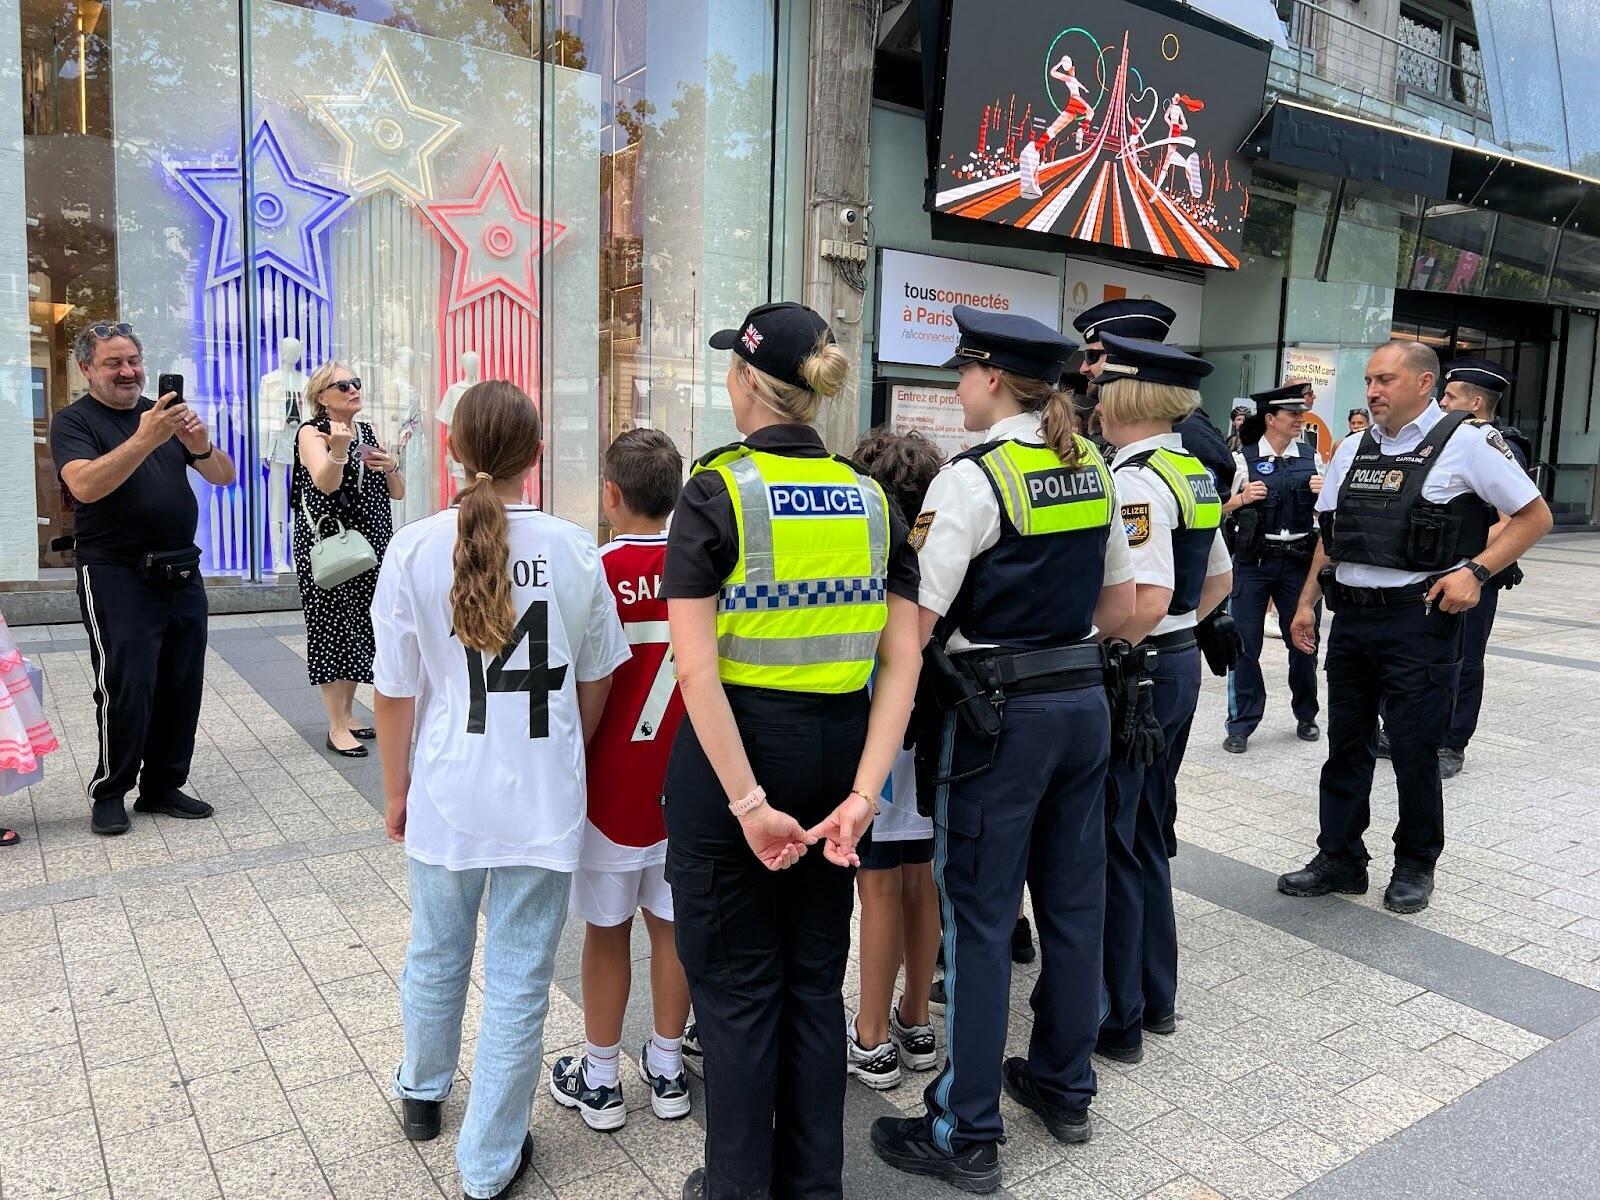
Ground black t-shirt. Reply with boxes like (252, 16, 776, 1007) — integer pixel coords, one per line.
(663, 423, 920, 602)
(50, 394, 200, 565)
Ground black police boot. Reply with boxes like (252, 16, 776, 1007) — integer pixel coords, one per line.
(1297, 720, 1321, 742)
(1093, 1031, 1143, 1064)
(1011, 917, 1036, 964)
(1143, 1011, 1177, 1036)
(1223, 734, 1248, 754)
(1384, 867, 1435, 914)
(1277, 852, 1368, 898)
(1001, 1058, 1091, 1144)
(400, 1098, 442, 1141)
(870, 1117, 1001, 1193)
(1439, 748, 1465, 779)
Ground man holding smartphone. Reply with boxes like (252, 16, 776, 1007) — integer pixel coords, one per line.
(50, 321, 237, 835)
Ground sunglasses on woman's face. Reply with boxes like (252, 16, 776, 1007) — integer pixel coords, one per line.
(323, 378, 363, 394)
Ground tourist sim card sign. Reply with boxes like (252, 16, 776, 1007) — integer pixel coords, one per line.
(930, 0, 1270, 269)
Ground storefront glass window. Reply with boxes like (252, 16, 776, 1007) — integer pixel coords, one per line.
(1325, 182, 1419, 289)
(1483, 212, 1558, 302)
(1410, 203, 1493, 295)
(2, 0, 778, 584)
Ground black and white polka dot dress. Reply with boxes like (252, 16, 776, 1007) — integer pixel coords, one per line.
(291, 417, 394, 686)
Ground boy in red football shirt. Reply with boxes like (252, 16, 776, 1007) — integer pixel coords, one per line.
(550, 429, 691, 1131)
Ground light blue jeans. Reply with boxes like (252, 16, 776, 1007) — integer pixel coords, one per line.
(395, 859, 570, 1198)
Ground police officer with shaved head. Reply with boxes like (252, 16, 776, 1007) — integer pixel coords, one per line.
(872, 305, 1135, 1189)
(1073, 299, 1236, 494)
(1436, 357, 1534, 777)
(1279, 341, 1552, 915)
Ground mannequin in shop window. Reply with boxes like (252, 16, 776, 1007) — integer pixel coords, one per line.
(437, 351, 481, 500)
(258, 337, 306, 572)
(385, 346, 430, 527)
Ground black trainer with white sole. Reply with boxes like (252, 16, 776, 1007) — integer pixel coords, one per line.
(682, 1021, 703, 1077)
(638, 1043, 692, 1119)
(889, 999, 937, 1071)
(847, 1020, 901, 1089)
(549, 1054, 626, 1130)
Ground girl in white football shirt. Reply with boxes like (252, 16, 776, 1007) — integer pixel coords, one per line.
(372, 380, 629, 1200)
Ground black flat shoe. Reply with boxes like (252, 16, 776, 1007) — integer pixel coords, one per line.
(325, 737, 368, 758)
(1143, 1011, 1177, 1036)
(401, 1097, 442, 1141)
(1093, 1033, 1143, 1064)
(133, 790, 214, 820)
(1223, 734, 1248, 754)
(348, 727, 377, 740)
(91, 797, 131, 836)
(0, 827, 20, 847)
(1297, 720, 1321, 742)
(1011, 917, 1036, 964)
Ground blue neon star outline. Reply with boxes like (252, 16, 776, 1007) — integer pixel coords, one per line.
(169, 120, 353, 298)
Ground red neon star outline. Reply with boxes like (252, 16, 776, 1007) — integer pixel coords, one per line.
(425, 158, 566, 313)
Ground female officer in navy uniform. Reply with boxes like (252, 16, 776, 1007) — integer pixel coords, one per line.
(871, 305, 1135, 1189)
(661, 301, 923, 1200)
(1220, 383, 1324, 753)
(1093, 335, 1233, 1064)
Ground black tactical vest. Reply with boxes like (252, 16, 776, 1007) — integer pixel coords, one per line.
(1323, 410, 1493, 572)
(1234, 445, 1318, 563)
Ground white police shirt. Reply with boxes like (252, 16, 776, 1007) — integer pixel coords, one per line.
(371, 506, 631, 872)
(1228, 437, 1324, 496)
(1316, 401, 1541, 588)
(1113, 432, 1232, 636)
(917, 412, 1135, 653)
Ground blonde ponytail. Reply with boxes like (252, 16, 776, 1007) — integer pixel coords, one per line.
(1000, 371, 1083, 467)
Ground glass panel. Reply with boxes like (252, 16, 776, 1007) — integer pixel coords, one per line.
(1325, 182, 1419, 287)
(1483, 212, 1557, 302)
(1547, 229, 1600, 305)
(1397, 5, 1444, 97)
(1474, 1, 1572, 170)
(1411, 203, 1493, 295)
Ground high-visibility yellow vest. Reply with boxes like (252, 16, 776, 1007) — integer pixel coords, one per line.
(1118, 444, 1222, 614)
(694, 446, 890, 693)
(972, 437, 1115, 535)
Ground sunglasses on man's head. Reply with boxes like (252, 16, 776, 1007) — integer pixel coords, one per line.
(323, 378, 363, 394)
(90, 322, 134, 340)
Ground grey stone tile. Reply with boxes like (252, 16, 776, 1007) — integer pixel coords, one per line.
(0, 940, 68, 998)
(102, 1116, 220, 1200)
(294, 928, 383, 985)
(121, 883, 200, 929)
(1052, 1123, 1182, 1197)
(1139, 1179, 1226, 1200)
(0, 1108, 108, 1199)
(236, 963, 331, 1030)
(542, 1160, 653, 1200)
(260, 1012, 367, 1091)
(322, 1139, 444, 1199)
(0, 905, 58, 950)
(1247, 1121, 1355, 1183)
(88, 1053, 192, 1137)
(210, 918, 300, 980)
(321, 969, 403, 1039)
(288, 1069, 405, 1165)
(1004, 1162, 1120, 1199)
(171, 1003, 266, 1083)
(77, 997, 171, 1069)
(611, 1098, 705, 1195)
(0, 1045, 92, 1131)
(1136, 1110, 1302, 1200)
(1339, 1072, 1445, 1125)
(213, 1130, 334, 1199)
(528, 1089, 631, 1185)
(0, 988, 77, 1053)
(56, 910, 137, 963)
(146, 954, 235, 1016)
(187, 1060, 299, 1153)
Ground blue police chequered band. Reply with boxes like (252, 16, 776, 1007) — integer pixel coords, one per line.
(718, 576, 887, 612)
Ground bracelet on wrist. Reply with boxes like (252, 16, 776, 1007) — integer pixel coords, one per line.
(850, 789, 881, 816)
(729, 785, 767, 819)
(329, 454, 349, 466)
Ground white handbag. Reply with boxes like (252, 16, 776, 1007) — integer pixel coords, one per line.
(299, 451, 378, 590)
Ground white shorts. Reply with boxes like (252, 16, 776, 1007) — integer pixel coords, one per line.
(570, 862, 674, 927)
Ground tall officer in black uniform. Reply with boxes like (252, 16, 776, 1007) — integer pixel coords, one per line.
(1221, 383, 1323, 753)
(661, 302, 923, 1200)
(1279, 341, 1551, 914)
(871, 306, 1135, 1189)
(1437, 358, 1533, 778)
(49, 321, 236, 835)
(1072, 299, 1236, 493)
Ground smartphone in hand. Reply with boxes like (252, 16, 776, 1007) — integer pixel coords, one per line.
(158, 373, 185, 403)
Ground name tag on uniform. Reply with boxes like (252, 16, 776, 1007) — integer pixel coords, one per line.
(1348, 466, 1407, 493)
(1025, 467, 1104, 507)
(768, 483, 866, 518)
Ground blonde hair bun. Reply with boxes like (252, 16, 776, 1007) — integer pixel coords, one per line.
(799, 339, 852, 399)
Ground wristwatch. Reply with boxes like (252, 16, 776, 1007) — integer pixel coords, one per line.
(1461, 561, 1493, 586)
(192, 447, 214, 461)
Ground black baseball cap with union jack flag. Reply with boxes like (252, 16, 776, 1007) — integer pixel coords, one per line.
(709, 301, 834, 390)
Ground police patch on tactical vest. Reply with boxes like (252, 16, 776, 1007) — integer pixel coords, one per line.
(1348, 465, 1408, 494)
(1188, 473, 1220, 504)
(1024, 467, 1105, 508)
(1123, 502, 1152, 546)
(909, 510, 935, 551)
(767, 483, 866, 518)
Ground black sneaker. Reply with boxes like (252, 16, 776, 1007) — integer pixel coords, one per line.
(929, 977, 947, 1011)
(133, 790, 214, 819)
(638, 1042, 691, 1119)
(1277, 851, 1369, 898)
(847, 1019, 901, 1089)
(400, 1097, 442, 1141)
(1011, 917, 1036, 964)
(549, 1054, 625, 1130)
(869, 1116, 1001, 1194)
(1001, 1058, 1091, 1144)
(681, 1021, 703, 1077)
(1223, 734, 1248, 754)
(682, 1167, 705, 1200)
(91, 797, 130, 836)
(1439, 748, 1464, 779)
(889, 998, 938, 1071)
(1143, 1011, 1177, 1036)
(1384, 867, 1435, 914)
(468, 1131, 533, 1200)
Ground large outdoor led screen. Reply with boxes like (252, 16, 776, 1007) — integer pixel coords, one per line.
(931, 0, 1270, 268)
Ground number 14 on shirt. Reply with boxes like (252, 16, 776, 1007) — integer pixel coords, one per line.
(462, 600, 568, 738)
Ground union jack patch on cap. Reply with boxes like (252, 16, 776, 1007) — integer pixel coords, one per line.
(741, 324, 764, 353)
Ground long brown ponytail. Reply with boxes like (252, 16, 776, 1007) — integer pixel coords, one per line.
(448, 381, 543, 655)
(999, 371, 1083, 466)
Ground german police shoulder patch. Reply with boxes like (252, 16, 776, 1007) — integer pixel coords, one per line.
(909, 510, 936, 552)
(1122, 502, 1152, 547)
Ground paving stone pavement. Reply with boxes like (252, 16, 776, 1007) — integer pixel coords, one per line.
(3, 533, 1599, 1199)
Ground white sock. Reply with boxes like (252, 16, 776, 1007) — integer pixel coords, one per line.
(584, 1041, 621, 1088)
(648, 1031, 684, 1079)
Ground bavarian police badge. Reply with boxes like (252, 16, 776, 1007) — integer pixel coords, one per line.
(1123, 502, 1152, 547)
(909, 510, 936, 551)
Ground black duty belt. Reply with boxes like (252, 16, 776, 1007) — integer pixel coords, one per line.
(956, 642, 1105, 696)
(1142, 629, 1198, 653)
(1326, 578, 1441, 608)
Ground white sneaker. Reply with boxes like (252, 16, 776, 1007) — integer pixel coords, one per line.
(889, 998, 938, 1071)
(846, 1018, 902, 1089)
(549, 1054, 626, 1131)
(638, 1041, 692, 1120)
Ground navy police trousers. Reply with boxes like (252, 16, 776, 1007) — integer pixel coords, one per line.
(1226, 556, 1319, 739)
(923, 686, 1110, 1150)
(1102, 645, 1201, 1050)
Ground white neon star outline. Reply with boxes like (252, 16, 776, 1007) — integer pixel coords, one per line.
(307, 49, 460, 203)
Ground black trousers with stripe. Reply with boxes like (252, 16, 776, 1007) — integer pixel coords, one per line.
(76, 563, 208, 805)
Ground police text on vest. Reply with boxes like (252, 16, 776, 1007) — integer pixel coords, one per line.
(767, 484, 867, 518)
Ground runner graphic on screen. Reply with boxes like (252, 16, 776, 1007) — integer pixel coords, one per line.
(1045, 54, 1096, 140)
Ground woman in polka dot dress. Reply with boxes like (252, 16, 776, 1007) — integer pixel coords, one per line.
(292, 361, 403, 757)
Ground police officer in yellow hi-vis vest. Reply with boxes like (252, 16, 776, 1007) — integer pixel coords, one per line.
(1094, 334, 1232, 1064)
(661, 301, 922, 1200)
(871, 305, 1136, 1191)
